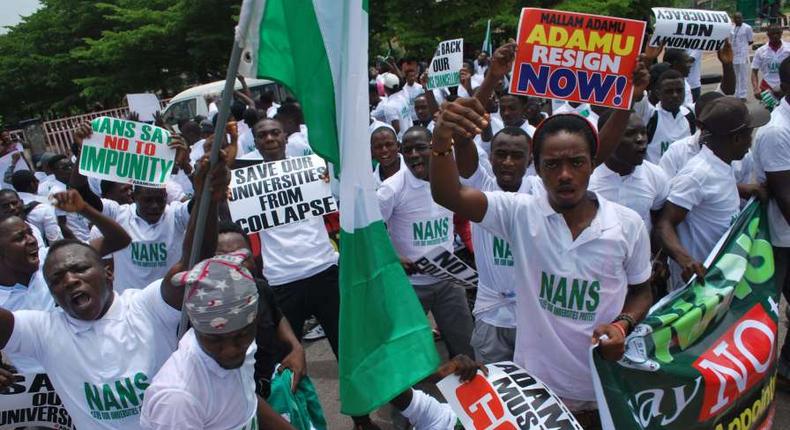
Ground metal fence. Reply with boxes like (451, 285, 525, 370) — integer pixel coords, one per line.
(9, 99, 169, 156)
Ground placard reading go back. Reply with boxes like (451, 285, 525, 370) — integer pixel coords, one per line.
(78, 116, 175, 188)
(509, 8, 646, 110)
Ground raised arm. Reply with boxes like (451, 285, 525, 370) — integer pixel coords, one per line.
(69, 123, 103, 212)
(718, 39, 736, 96)
(474, 43, 515, 109)
(160, 152, 230, 310)
(595, 58, 651, 166)
(429, 98, 490, 222)
(51, 190, 131, 256)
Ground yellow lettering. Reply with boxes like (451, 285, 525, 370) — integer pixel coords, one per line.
(526, 24, 547, 45)
(588, 32, 613, 53)
(566, 29, 587, 50)
(612, 34, 635, 56)
(548, 26, 569, 47)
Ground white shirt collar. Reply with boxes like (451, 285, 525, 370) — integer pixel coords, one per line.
(65, 292, 124, 334)
(698, 144, 732, 173)
(404, 166, 427, 190)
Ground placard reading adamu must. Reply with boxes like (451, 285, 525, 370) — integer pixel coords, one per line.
(78, 116, 175, 188)
(229, 155, 337, 233)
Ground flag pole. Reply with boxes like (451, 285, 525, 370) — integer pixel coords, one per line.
(178, 3, 255, 338)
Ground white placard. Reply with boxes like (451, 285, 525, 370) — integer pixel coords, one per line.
(0, 372, 76, 429)
(437, 361, 583, 430)
(427, 38, 464, 90)
(413, 247, 478, 289)
(650, 8, 732, 51)
(228, 155, 337, 233)
(126, 93, 162, 122)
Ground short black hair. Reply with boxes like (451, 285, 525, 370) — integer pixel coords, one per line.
(44, 239, 103, 273)
(260, 90, 276, 104)
(500, 93, 529, 107)
(532, 114, 597, 166)
(657, 69, 684, 89)
(663, 49, 688, 66)
(47, 154, 67, 169)
(402, 125, 432, 141)
(0, 189, 19, 200)
(275, 102, 303, 124)
(491, 126, 531, 151)
(370, 125, 397, 142)
(100, 180, 122, 196)
(231, 100, 247, 122)
(780, 56, 790, 86)
(218, 221, 252, 248)
(11, 170, 36, 193)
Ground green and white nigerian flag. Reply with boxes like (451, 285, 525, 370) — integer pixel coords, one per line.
(238, 0, 440, 415)
(482, 19, 492, 54)
(592, 200, 780, 430)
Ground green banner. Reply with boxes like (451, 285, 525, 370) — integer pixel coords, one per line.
(592, 200, 779, 430)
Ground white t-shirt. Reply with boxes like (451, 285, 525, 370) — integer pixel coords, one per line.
(256, 216, 338, 286)
(373, 154, 405, 188)
(403, 82, 424, 120)
(266, 103, 280, 119)
(753, 97, 790, 247)
(551, 101, 599, 131)
(659, 132, 700, 177)
(686, 50, 703, 90)
(730, 23, 754, 64)
(752, 42, 790, 88)
(634, 95, 693, 163)
(19, 191, 63, 244)
(667, 145, 740, 285)
(589, 161, 669, 232)
(400, 389, 456, 430)
(377, 168, 455, 285)
(479, 191, 651, 402)
(140, 330, 258, 430)
(5, 282, 181, 430)
(370, 96, 388, 123)
(237, 127, 255, 157)
(1, 268, 53, 373)
(382, 91, 413, 140)
(461, 166, 543, 328)
(166, 170, 194, 203)
(45, 179, 93, 242)
(286, 131, 313, 157)
(100, 199, 190, 293)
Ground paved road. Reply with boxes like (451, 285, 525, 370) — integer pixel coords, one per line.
(302, 33, 790, 430)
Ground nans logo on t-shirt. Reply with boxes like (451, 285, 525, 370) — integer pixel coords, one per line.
(492, 237, 514, 267)
(412, 217, 449, 247)
(131, 242, 167, 268)
(538, 272, 600, 321)
(84, 372, 149, 420)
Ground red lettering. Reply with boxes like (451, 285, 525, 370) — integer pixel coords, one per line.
(103, 135, 129, 151)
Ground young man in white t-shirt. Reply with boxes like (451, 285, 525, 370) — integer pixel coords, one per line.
(370, 124, 403, 187)
(429, 99, 653, 426)
(752, 57, 790, 388)
(656, 97, 769, 289)
(0, 156, 229, 430)
(377, 126, 474, 358)
(590, 111, 669, 233)
(751, 25, 790, 100)
(140, 252, 292, 430)
(380, 72, 413, 139)
(453, 126, 542, 363)
(730, 13, 754, 100)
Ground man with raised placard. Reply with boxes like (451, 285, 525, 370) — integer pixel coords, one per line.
(69, 123, 195, 293)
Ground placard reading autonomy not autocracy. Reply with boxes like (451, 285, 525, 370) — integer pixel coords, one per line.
(78, 116, 175, 188)
(0, 372, 76, 430)
(438, 361, 583, 430)
(229, 155, 337, 233)
(414, 247, 478, 289)
(650, 8, 732, 51)
(509, 8, 646, 110)
(427, 38, 464, 90)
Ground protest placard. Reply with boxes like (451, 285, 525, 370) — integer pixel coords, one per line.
(125, 93, 162, 122)
(593, 200, 779, 430)
(228, 154, 337, 233)
(413, 247, 478, 289)
(78, 116, 175, 188)
(427, 38, 464, 90)
(438, 361, 583, 430)
(0, 372, 75, 430)
(650, 8, 732, 51)
(509, 8, 645, 110)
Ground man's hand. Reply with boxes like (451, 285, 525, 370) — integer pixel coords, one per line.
(592, 323, 626, 361)
(279, 346, 307, 393)
(399, 257, 418, 275)
(153, 111, 166, 128)
(0, 362, 16, 392)
(754, 90, 764, 100)
(168, 134, 190, 170)
(488, 43, 517, 79)
(643, 42, 664, 65)
(419, 71, 428, 88)
(11, 152, 21, 165)
(717, 39, 734, 65)
(459, 68, 472, 88)
(679, 256, 706, 283)
(434, 97, 488, 142)
(51, 190, 88, 213)
(632, 56, 651, 102)
(72, 123, 93, 154)
(127, 111, 140, 122)
(436, 355, 487, 383)
(651, 258, 669, 284)
(193, 151, 231, 202)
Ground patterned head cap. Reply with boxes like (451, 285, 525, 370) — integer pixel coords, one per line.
(171, 250, 258, 334)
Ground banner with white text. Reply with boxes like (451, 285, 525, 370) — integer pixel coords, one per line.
(78, 116, 175, 188)
(427, 38, 464, 90)
(650, 8, 732, 51)
(0, 372, 75, 429)
(414, 247, 478, 289)
(592, 200, 778, 430)
(229, 155, 337, 233)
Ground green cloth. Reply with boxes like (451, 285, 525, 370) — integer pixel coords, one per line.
(268, 369, 327, 430)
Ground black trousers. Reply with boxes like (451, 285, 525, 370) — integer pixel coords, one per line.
(271, 265, 340, 358)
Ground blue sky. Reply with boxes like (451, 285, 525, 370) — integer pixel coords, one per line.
(0, 0, 41, 34)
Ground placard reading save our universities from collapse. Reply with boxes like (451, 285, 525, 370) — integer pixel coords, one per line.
(78, 116, 175, 188)
(509, 8, 645, 110)
(228, 155, 337, 233)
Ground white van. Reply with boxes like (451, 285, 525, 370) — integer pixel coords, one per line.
(162, 78, 287, 127)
